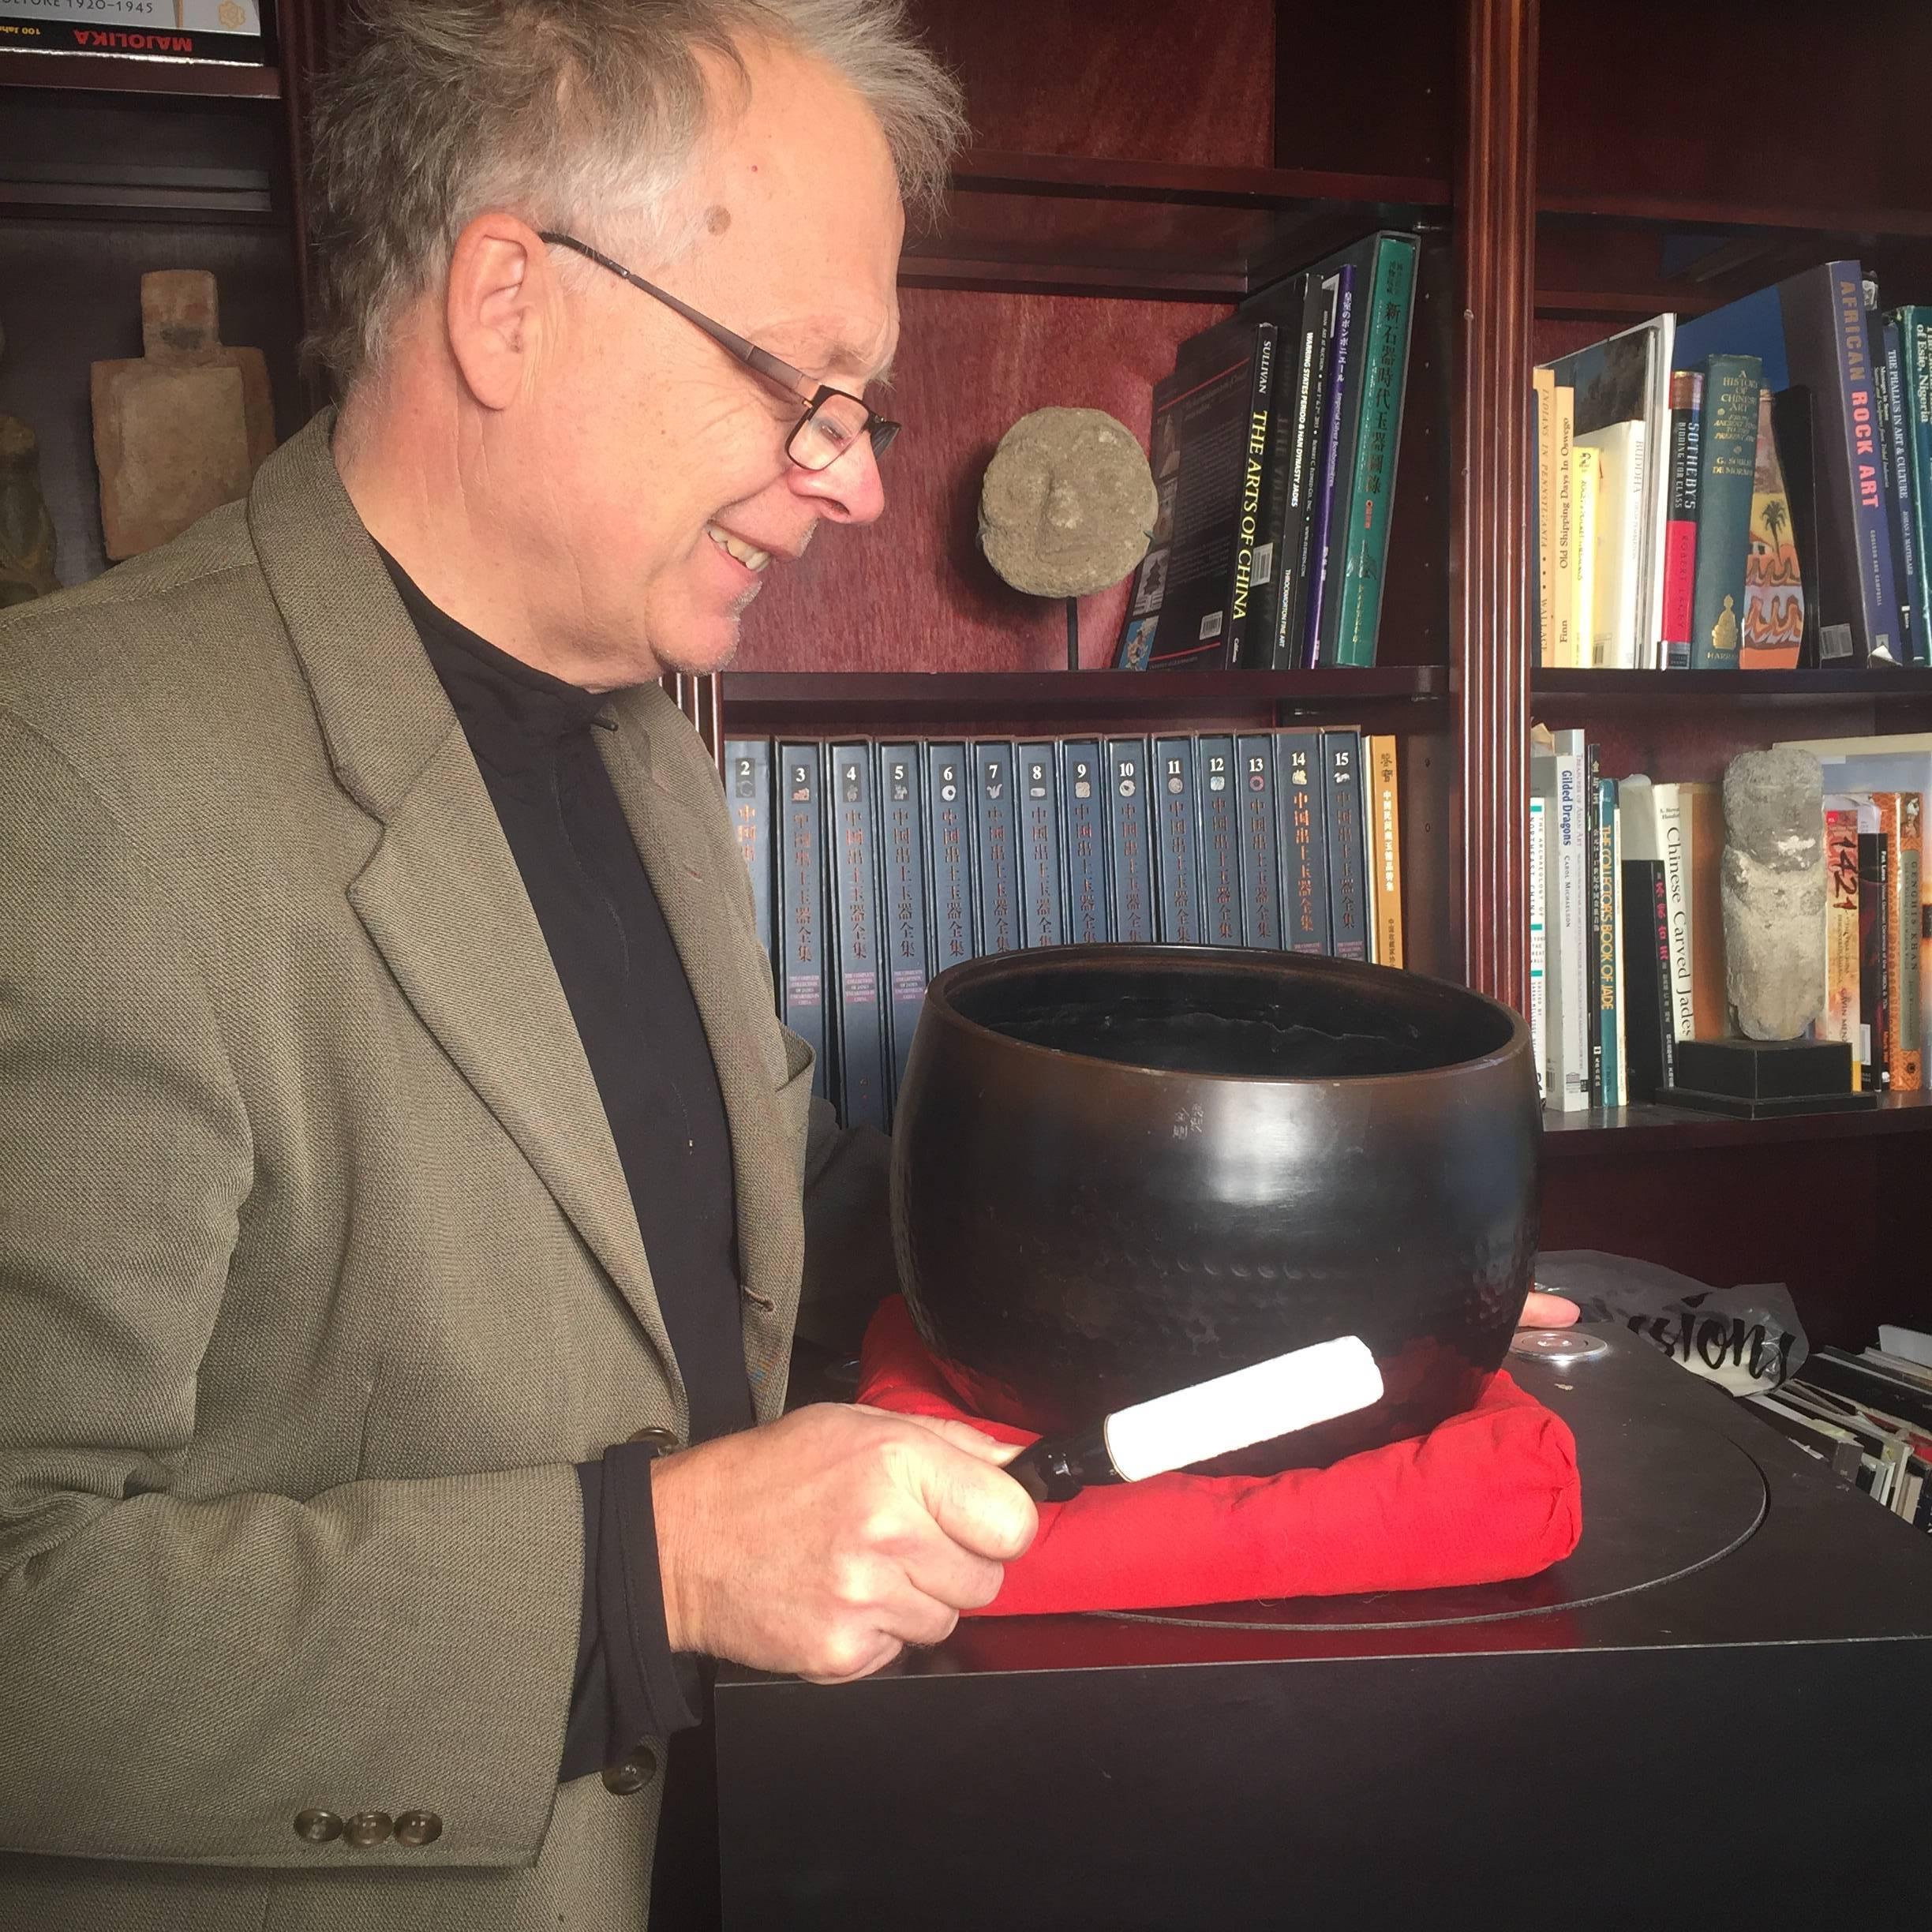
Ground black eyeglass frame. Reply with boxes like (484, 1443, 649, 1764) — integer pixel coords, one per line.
(537, 230, 900, 468)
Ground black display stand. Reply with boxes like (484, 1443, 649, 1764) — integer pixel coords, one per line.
(714, 1327, 1932, 1927)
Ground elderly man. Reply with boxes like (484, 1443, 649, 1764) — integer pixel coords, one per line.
(0, 2, 1574, 1926)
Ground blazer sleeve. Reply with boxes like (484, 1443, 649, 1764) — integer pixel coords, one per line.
(0, 710, 583, 1870)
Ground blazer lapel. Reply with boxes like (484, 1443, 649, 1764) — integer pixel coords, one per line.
(245, 417, 682, 1402)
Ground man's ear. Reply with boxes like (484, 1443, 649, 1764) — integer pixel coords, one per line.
(444, 213, 551, 410)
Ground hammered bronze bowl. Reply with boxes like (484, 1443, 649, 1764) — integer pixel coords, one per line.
(889, 945, 1541, 1472)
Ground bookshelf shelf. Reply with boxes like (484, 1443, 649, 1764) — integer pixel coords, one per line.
(0, 162, 275, 223)
(901, 150, 1450, 299)
(1542, 1091, 1932, 1155)
(1531, 669, 1932, 706)
(0, 51, 282, 99)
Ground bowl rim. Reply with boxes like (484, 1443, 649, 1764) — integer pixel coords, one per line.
(918, 943, 1533, 1088)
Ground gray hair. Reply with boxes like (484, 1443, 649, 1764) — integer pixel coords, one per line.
(305, 0, 964, 390)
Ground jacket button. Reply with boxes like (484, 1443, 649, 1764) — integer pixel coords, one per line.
(625, 1426, 679, 1454)
(343, 1811, 393, 1847)
(601, 1743, 660, 1795)
(293, 1809, 342, 1843)
(394, 1810, 444, 1848)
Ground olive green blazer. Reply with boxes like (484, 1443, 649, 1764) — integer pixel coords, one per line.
(0, 416, 863, 1930)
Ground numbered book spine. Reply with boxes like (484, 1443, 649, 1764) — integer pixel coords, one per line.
(1367, 733, 1404, 968)
(1272, 730, 1329, 954)
(1234, 733, 1283, 947)
(1058, 739, 1110, 945)
(776, 743, 831, 1102)
(923, 743, 975, 972)
(971, 741, 1020, 957)
(723, 738, 776, 1001)
(1106, 737, 1155, 944)
(1193, 734, 1241, 946)
(1016, 742, 1067, 948)
(1151, 735, 1204, 943)
(826, 744, 888, 1131)
(874, 743, 929, 1108)
(1529, 794, 1548, 1101)
(1320, 728, 1368, 959)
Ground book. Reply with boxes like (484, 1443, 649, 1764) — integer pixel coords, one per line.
(723, 738, 776, 996)
(1673, 262, 1902, 667)
(1611, 787, 1627, 1106)
(1583, 747, 1603, 1104)
(1194, 735, 1241, 946)
(1106, 738, 1155, 943)
(1896, 309, 1932, 669)
(1367, 733, 1403, 968)
(1533, 366, 1558, 665)
(1117, 320, 1276, 669)
(1574, 418, 1647, 668)
(1235, 733, 1283, 947)
(1660, 369, 1702, 667)
(1877, 317, 1923, 665)
(1321, 728, 1368, 960)
(776, 743, 832, 1102)
(1531, 728, 1590, 1109)
(1858, 797, 1889, 1090)
(1570, 442, 1599, 664)
(874, 743, 930, 1106)
(1273, 730, 1328, 954)
(1592, 766, 1622, 1109)
(1741, 384, 1806, 670)
(1302, 264, 1354, 665)
(1327, 231, 1420, 668)
(923, 742, 975, 974)
(1821, 793, 1863, 1091)
(1619, 855, 1675, 1103)
(1539, 313, 1675, 668)
(1529, 792, 1548, 1101)
(1687, 353, 1762, 670)
(826, 743, 889, 1131)
(1873, 792, 1923, 1091)
(1678, 780, 1727, 1037)
(1015, 742, 1066, 949)
(1550, 383, 1578, 668)
(1151, 736, 1204, 944)
(1058, 739, 1110, 945)
(970, 741, 1020, 957)
(1619, 777, 1690, 1043)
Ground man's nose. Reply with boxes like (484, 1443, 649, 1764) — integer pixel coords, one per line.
(791, 436, 887, 526)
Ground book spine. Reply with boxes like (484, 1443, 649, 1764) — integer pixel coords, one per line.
(1840, 271, 1905, 663)
(1273, 730, 1329, 953)
(1878, 793, 1923, 1091)
(1551, 384, 1577, 668)
(1302, 265, 1354, 667)
(1905, 310, 1932, 677)
(1266, 275, 1333, 669)
(1106, 738, 1155, 944)
(875, 744, 929, 1111)
(1529, 794, 1548, 1102)
(971, 741, 1020, 957)
(1193, 736, 1241, 945)
(1688, 354, 1762, 669)
(1235, 734, 1282, 947)
(1584, 755, 1603, 1106)
(1617, 858, 1675, 1103)
(1822, 795, 1863, 1091)
(1368, 732, 1404, 968)
(1252, 276, 1306, 671)
(1151, 736, 1204, 943)
(724, 738, 776, 1001)
(1661, 370, 1702, 668)
(1228, 323, 1279, 668)
(1570, 443, 1598, 668)
(1016, 742, 1067, 949)
(1330, 235, 1419, 668)
(1652, 784, 1694, 1041)
(923, 743, 975, 972)
(1058, 740, 1110, 945)
(1534, 368, 1556, 666)
(1321, 728, 1368, 959)
(1881, 319, 1926, 665)
(777, 743, 831, 1102)
(1859, 803, 1889, 1090)
(826, 743, 889, 1131)
(1611, 794, 1627, 1105)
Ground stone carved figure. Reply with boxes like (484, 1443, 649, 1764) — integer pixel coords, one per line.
(91, 270, 275, 560)
(1721, 747, 1825, 1039)
(0, 324, 61, 607)
(978, 406, 1156, 599)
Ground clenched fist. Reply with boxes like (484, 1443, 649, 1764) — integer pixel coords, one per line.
(649, 1402, 1037, 1684)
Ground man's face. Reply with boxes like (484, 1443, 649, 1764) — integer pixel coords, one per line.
(519, 39, 904, 684)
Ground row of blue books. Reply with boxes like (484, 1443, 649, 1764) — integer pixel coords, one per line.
(727, 728, 1396, 1129)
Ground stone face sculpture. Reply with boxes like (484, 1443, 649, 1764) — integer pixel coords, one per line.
(1721, 747, 1825, 1040)
(978, 406, 1156, 599)
(91, 270, 275, 560)
(0, 323, 60, 608)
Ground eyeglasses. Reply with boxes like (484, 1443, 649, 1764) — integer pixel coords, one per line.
(537, 230, 900, 472)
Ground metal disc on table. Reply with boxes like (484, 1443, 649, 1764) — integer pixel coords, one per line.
(1510, 1327, 1611, 1366)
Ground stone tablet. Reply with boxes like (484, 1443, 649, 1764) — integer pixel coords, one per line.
(978, 406, 1156, 599)
(1720, 747, 1825, 1040)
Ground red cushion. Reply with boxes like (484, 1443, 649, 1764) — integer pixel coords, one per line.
(857, 1296, 1583, 1616)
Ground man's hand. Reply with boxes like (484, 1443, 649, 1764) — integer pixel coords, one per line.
(649, 1403, 1036, 1685)
(1520, 1289, 1579, 1328)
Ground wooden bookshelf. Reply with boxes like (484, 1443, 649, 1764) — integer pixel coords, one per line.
(0, 49, 283, 97)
